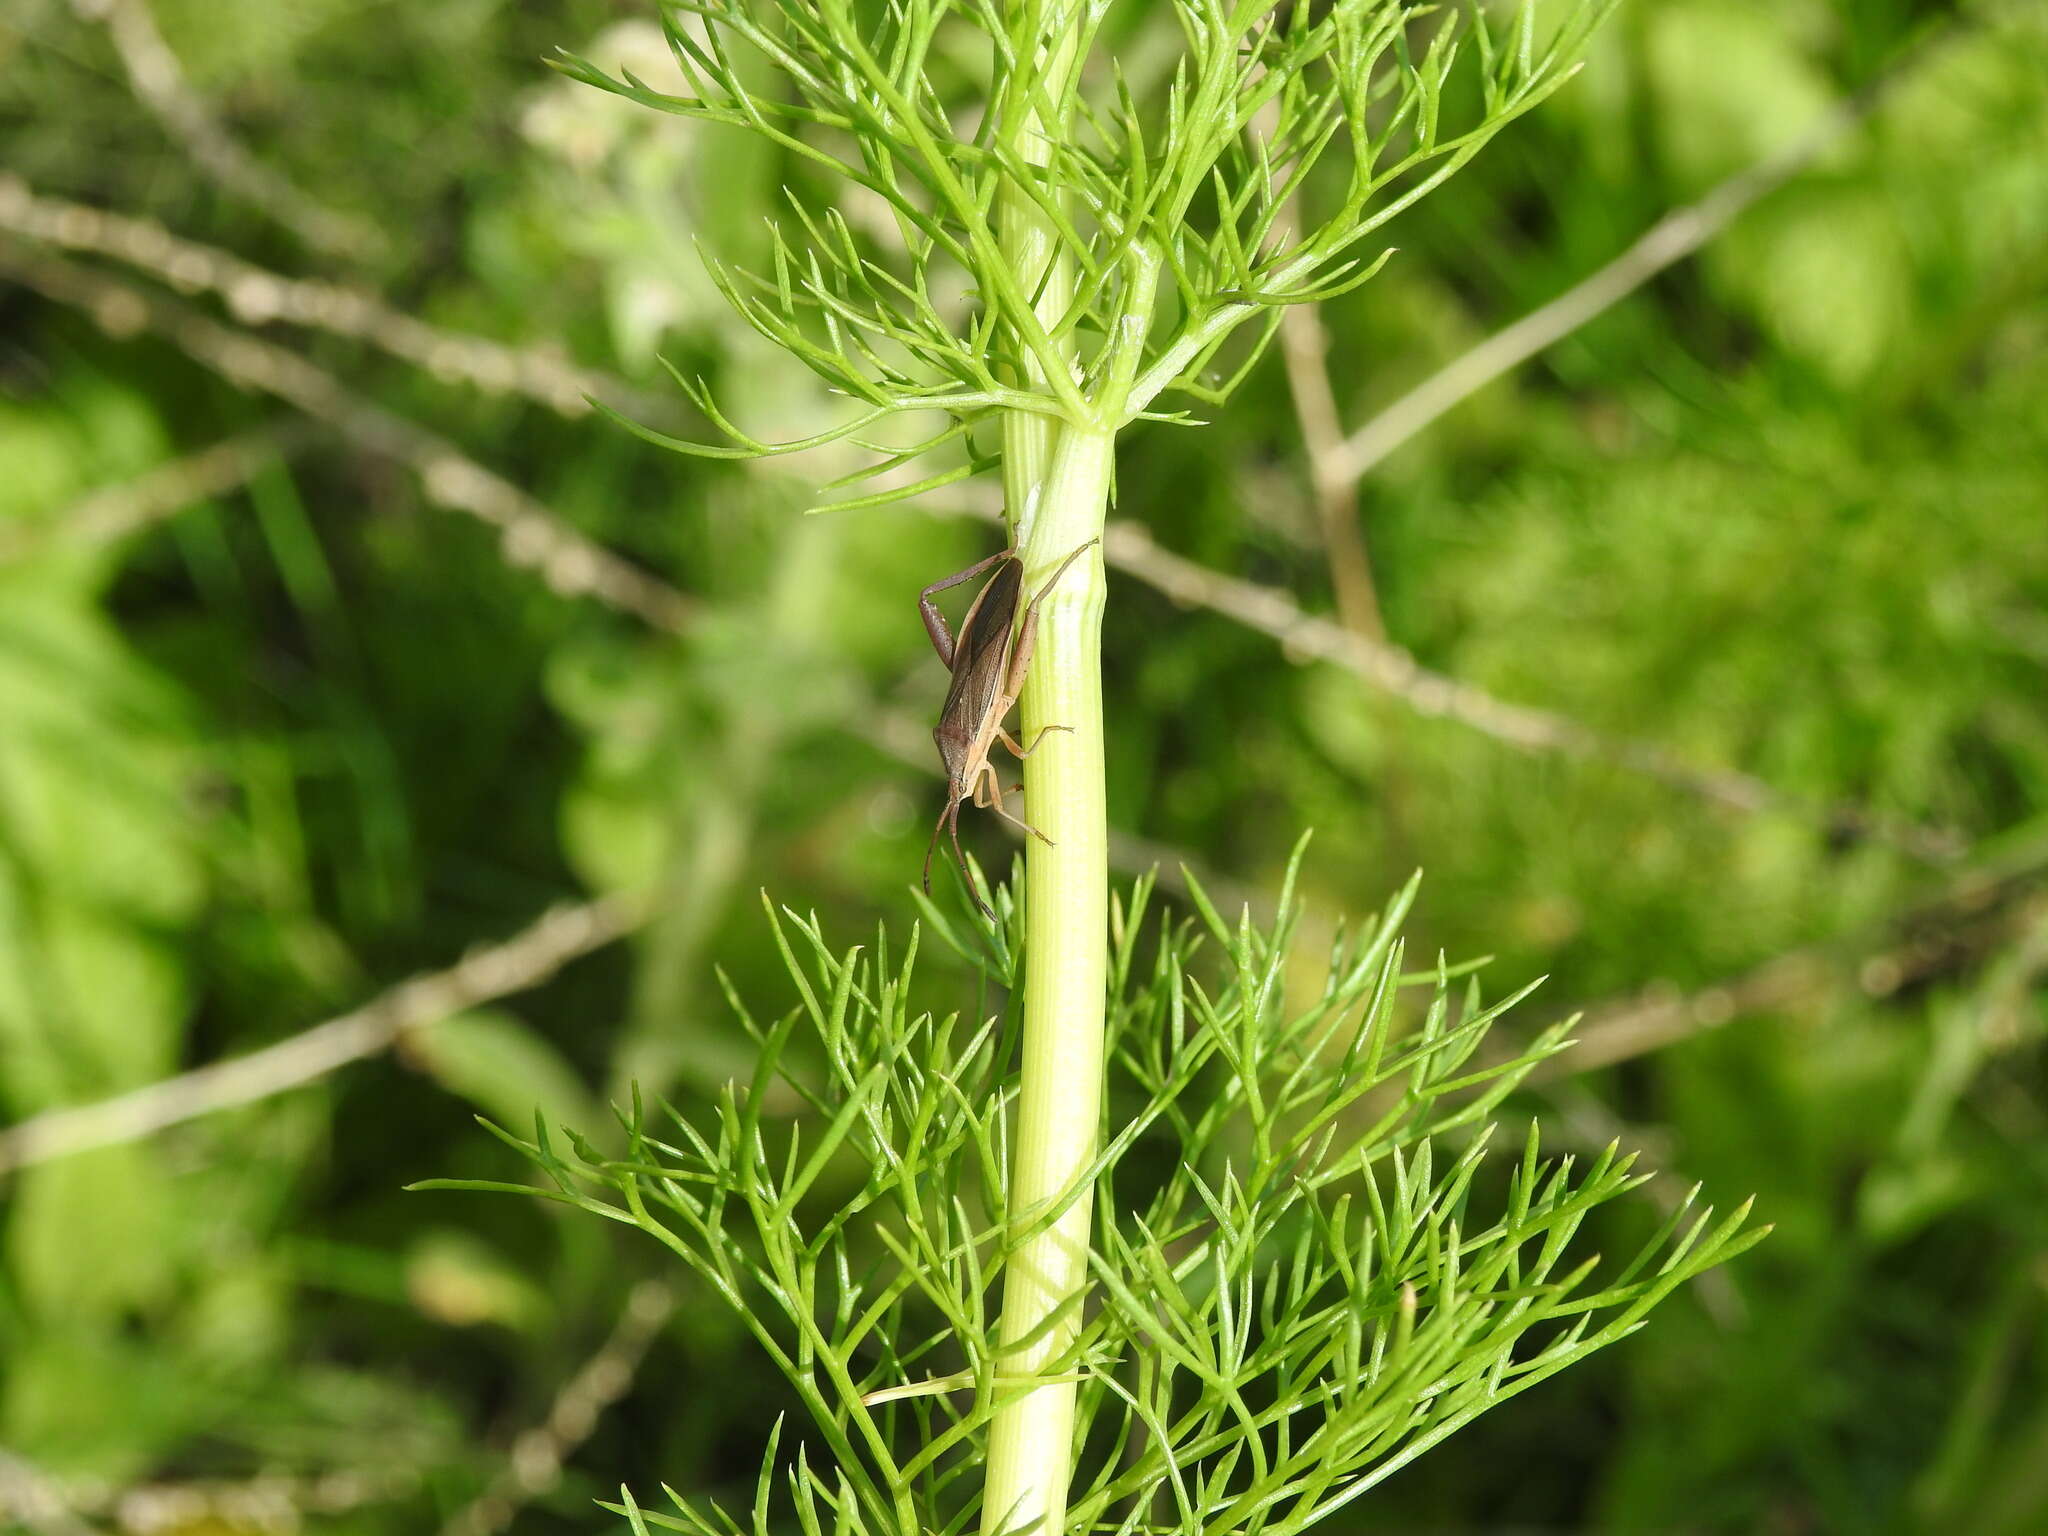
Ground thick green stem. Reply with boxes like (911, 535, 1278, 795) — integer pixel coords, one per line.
(981, 12, 1110, 1534)
(980, 425, 1115, 1536)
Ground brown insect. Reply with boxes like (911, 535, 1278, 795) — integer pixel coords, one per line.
(920, 538, 1097, 915)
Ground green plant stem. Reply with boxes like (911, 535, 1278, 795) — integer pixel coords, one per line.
(983, 20, 1117, 1530)
(979, 424, 1115, 1536)
(998, 6, 1083, 528)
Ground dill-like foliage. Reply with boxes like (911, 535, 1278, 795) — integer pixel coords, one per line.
(426, 850, 1764, 1536)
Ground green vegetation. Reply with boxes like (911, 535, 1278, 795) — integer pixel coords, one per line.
(0, 2, 2043, 1534)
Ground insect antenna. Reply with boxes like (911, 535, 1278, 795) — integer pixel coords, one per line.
(923, 799, 994, 920)
(923, 802, 950, 896)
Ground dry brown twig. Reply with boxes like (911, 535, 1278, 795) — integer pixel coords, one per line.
(9, 361, 1891, 869)
(0, 1459, 419, 1536)
(0, 423, 314, 566)
(0, 896, 640, 1176)
(1326, 35, 1949, 488)
(1278, 301, 1386, 640)
(1511, 843, 2048, 1322)
(1100, 519, 1963, 862)
(441, 1281, 679, 1536)
(63, 0, 384, 263)
(1554, 840, 2048, 1076)
(0, 688, 1223, 1177)
(0, 1449, 100, 1536)
(0, 242, 693, 634)
(0, 1289, 672, 1536)
(0, 1287, 672, 1536)
(0, 175, 671, 421)
(925, 487, 1957, 857)
(1255, 87, 1386, 643)
(0, 427, 1226, 932)
(108, 1469, 415, 1536)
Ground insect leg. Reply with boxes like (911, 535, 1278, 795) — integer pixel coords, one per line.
(972, 759, 1003, 810)
(925, 794, 993, 918)
(988, 802, 1056, 847)
(1003, 538, 1098, 696)
(977, 761, 1054, 846)
(919, 548, 1014, 669)
(996, 724, 1072, 759)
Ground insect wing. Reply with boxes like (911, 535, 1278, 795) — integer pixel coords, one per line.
(938, 557, 1021, 745)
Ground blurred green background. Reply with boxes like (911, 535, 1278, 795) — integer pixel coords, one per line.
(1, 0, 2044, 1531)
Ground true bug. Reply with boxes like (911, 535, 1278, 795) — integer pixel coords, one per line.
(920, 538, 1098, 915)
